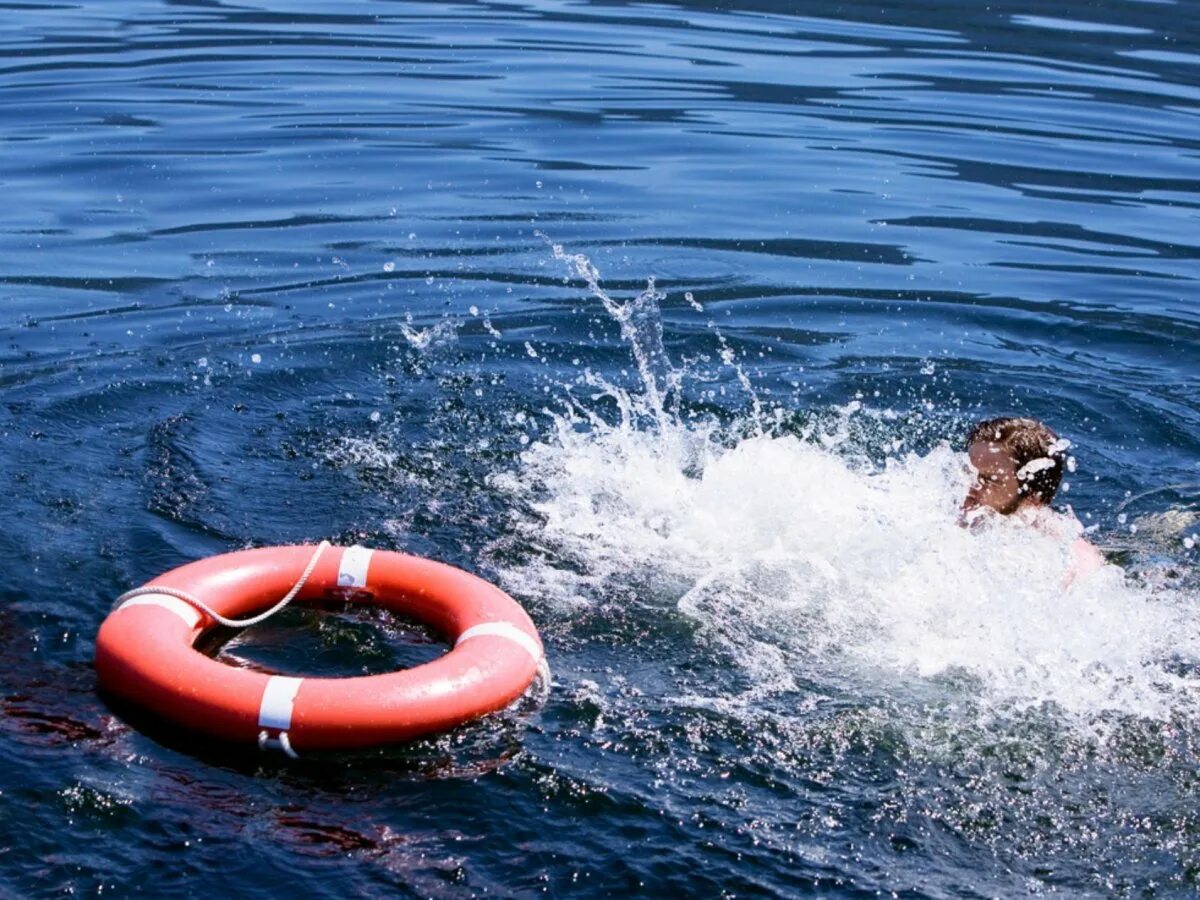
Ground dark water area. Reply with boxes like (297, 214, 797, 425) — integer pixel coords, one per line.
(3, 0, 1200, 896)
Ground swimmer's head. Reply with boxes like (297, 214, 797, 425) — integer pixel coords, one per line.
(963, 417, 1067, 516)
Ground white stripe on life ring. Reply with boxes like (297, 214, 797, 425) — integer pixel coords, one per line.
(258, 675, 303, 731)
(118, 593, 202, 629)
(455, 622, 542, 662)
(337, 545, 374, 589)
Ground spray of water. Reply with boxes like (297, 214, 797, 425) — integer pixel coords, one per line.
(494, 242, 1200, 737)
(540, 233, 687, 433)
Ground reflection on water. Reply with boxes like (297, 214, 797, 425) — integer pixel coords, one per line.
(2, 0, 1199, 895)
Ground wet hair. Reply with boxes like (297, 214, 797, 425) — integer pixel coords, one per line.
(966, 417, 1067, 505)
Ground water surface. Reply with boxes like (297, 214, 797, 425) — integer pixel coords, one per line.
(2, 1, 1199, 896)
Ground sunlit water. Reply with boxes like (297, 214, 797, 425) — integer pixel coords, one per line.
(2, 1, 1199, 896)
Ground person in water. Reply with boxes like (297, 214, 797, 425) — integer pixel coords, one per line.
(963, 417, 1065, 517)
(962, 416, 1106, 582)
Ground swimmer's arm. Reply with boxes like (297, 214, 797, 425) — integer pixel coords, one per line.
(1062, 509, 1108, 590)
(1072, 536, 1107, 577)
(1061, 539, 1105, 592)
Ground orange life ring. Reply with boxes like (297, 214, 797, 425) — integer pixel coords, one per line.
(95, 544, 544, 754)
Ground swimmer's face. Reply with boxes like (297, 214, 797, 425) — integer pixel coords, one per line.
(964, 440, 1022, 515)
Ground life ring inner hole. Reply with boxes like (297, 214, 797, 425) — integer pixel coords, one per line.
(196, 601, 448, 679)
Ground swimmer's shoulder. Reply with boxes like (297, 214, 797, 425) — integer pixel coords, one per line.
(1022, 505, 1109, 582)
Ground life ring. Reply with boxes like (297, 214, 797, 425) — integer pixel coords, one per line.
(95, 544, 545, 755)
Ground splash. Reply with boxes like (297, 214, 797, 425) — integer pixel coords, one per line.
(494, 243, 1200, 732)
(398, 315, 458, 353)
(541, 234, 684, 433)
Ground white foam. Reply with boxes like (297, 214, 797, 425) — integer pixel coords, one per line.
(496, 405, 1199, 727)
(325, 437, 399, 471)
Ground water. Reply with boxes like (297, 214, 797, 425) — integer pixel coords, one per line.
(3, 0, 1199, 895)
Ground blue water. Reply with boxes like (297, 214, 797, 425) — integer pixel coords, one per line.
(3, 0, 1200, 895)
